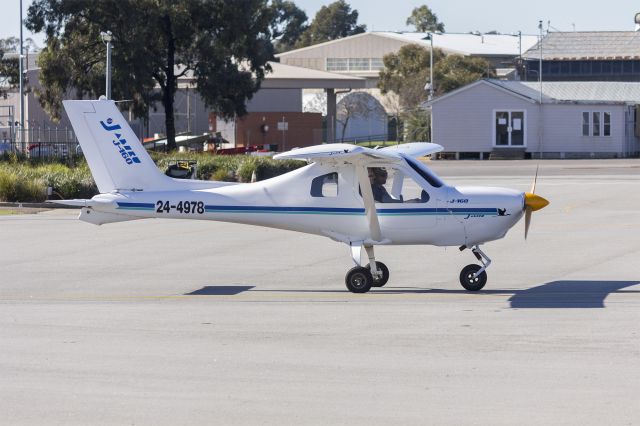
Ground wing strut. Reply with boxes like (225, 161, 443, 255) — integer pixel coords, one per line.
(354, 163, 382, 242)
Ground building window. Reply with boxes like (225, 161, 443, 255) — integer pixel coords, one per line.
(370, 58, 384, 70)
(593, 112, 601, 136)
(583, 111, 611, 137)
(326, 58, 384, 72)
(582, 112, 590, 136)
(348, 58, 369, 71)
(326, 58, 348, 72)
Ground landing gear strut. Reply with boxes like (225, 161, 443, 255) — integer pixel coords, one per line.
(345, 244, 389, 293)
(459, 245, 491, 291)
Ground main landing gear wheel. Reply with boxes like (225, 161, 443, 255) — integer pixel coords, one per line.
(345, 266, 374, 293)
(459, 264, 487, 291)
(367, 261, 389, 287)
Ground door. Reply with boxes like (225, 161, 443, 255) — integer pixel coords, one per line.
(494, 111, 525, 147)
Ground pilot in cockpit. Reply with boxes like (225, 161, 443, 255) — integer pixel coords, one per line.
(368, 167, 402, 203)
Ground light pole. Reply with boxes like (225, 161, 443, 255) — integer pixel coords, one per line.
(427, 33, 434, 100)
(19, 0, 24, 147)
(538, 21, 543, 104)
(100, 31, 113, 100)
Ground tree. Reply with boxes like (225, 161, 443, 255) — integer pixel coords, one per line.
(433, 54, 495, 94)
(0, 38, 37, 99)
(378, 44, 494, 141)
(0, 46, 18, 100)
(270, 0, 308, 52)
(406, 5, 445, 33)
(378, 44, 444, 110)
(296, 0, 366, 48)
(26, 0, 275, 151)
(404, 109, 430, 141)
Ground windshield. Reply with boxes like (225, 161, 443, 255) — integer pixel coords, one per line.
(403, 155, 445, 188)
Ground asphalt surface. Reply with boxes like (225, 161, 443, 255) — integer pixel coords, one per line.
(1, 159, 639, 425)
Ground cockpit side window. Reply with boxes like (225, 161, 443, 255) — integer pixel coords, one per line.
(368, 166, 430, 203)
(310, 172, 338, 197)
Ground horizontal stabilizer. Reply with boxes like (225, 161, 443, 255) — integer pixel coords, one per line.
(78, 207, 139, 225)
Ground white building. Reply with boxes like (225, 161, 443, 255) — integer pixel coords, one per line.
(424, 79, 640, 159)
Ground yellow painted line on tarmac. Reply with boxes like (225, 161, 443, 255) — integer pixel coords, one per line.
(0, 290, 514, 303)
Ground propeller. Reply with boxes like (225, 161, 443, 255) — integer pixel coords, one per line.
(524, 165, 549, 239)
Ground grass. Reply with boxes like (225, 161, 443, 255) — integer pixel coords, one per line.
(0, 152, 306, 202)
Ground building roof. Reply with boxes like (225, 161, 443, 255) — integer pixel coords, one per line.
(425, 79, 640, 107)
(177, 61, 366, 90)
(261, 61, 366, 89)
(523, 31, 640, 61)
(276, 31, 539, 59)
(422, 79, 640, 107)
(494, 80, 640, 103)
(376, 32, 539, 56)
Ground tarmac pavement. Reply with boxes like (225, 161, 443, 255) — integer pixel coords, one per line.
(0, 159, 639, 425)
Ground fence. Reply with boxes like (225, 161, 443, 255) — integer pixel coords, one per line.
(1, 126, 79, 160)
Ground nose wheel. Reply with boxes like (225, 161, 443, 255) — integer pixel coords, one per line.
(458, 245, 491, 291)
(459, 264, 487, 291)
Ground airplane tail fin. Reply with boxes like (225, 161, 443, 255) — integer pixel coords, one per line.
(63, 99, 172, 193)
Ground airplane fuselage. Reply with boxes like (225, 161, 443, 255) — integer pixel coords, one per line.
(80, 161, 525, 247)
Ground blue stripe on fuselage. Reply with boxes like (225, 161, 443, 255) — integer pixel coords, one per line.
(116, 202, 500, 216)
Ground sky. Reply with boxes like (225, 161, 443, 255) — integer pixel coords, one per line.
(1, 0, 639, 50)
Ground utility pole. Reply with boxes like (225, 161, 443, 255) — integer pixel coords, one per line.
(428, 33, 434, 100)
(101, 31, 113, 99)
(538, 20, 544, 159)
(538, 21, 543, 104)
(19, 0, 24, 147)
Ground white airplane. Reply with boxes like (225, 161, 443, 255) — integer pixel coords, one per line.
(60, 99, 549, 293)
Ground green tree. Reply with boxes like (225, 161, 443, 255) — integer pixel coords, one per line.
(404, 109, 431, 141)
(26, 0, 275, 151)
(406, 5, 445, 33)
(0, 47, 19, 100)
(270, 0, 308, 52)
(433, 54, 495, 94)
(296, 0, 366, 48)
(378, 44, 444, 110)
(378, 44, 494, 106)
(0, 38, 38, 99)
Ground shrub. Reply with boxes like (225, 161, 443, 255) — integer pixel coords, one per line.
(0, 170, 18, 201)
(0, 151, 305, 202)
(0, 169, 47, 202)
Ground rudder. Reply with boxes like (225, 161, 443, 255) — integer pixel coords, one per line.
(63, 99, 172, 193)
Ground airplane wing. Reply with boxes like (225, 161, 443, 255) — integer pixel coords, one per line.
(274, 142, 443, 162)
(379, 142, 443, 158)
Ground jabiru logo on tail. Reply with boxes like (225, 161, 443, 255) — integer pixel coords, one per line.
(99, 118, 141, 165)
